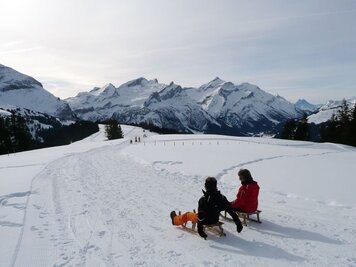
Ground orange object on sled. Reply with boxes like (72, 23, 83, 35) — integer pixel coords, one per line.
(173, 212, 198, 225)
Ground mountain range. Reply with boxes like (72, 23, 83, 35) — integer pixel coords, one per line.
(1, 63, 354, 136)
(66, 76, 302, 134)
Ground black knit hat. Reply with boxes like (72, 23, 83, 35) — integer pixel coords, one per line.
(205, 177, 217, 191)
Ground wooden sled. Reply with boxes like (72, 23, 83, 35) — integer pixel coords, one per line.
(221, 210, 262, 226)
(179, 210, 226, 237)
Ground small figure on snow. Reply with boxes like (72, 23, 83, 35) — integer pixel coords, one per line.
(138, 137, 141, 142)
(130, 140, 133, 144)
(135, 136, 137, 142)
(170, 177, 243, 239)
(231, 169, 260, 213)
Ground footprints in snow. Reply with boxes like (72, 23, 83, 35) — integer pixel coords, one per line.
(0, 191, 30, 228)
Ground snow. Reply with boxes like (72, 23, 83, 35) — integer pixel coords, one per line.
(0, 65, 74, 120)
(65, 78, 166, 121)
(0, 108, 12, 117)
(295, 99, 320, 112)
(308, 108, 338, 124)
(308, 99, 355, 124)
(1, 126, 356, 266)
(66, 77, 300, 132)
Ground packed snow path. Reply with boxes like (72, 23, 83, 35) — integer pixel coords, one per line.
(1, 126, 356, 266)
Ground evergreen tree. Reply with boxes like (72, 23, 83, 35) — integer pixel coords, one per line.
(105, 120, 123, 140)
(336, 100, 351, 145)
(339, 99, 351, 125)
(13, 115, 31, 151)
(351, 104, 356, 146)
(321, 114, 336, 142)
(0, 117, 12, 154)
(294, 114, 310, 141)
(280, 119, 296, 140)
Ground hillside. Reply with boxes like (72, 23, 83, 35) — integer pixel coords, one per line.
(1, 126, 355, 266)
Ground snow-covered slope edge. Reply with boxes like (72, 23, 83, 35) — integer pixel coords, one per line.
(308, 98, 356, 124)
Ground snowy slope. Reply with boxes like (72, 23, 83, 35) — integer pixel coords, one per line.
(0, 64, 75, 120)
(66, 77, 300, 134)
(0, 107, 12, 117)
(1, 126, 356, 266)
(308, 99, 355, 124)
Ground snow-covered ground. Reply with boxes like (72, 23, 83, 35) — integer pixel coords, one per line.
(1, 126, 356, 266)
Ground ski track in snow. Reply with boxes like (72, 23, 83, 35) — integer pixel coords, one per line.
(2, 128, 356, 266)
(215, 151, 336, 180)
(11, 145, 197, 266)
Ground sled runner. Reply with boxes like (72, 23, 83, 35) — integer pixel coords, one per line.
(221, 210, 262, 226)
(178, 210, 226, 237)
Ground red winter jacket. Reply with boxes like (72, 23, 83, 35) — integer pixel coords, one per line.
(231, 181, 260, 213)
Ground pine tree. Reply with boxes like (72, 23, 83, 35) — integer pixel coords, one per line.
(280, 119, 296, 140)
(8, 114, 31, 152)
(105, 120, 123, 140)
(335, 100, 352, 145)
(294, 114, 310, 141)
(339, 99, 350, 125)
(351, 104, 356, 146)
(0, 117, 12, 154)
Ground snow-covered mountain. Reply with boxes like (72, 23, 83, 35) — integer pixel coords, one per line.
(185, 78, 301, 133)
(0, 64, 76, 120)
(295, 99, 320, 113)
(66, 78, 166, 122)
(66, 77, 301, 134)
(308, 98, 355, 124)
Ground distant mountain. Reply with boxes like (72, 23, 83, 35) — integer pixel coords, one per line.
(295, 99, 320, 113)
(308, 98, 355, 124)
(0, 64, 76, 120)
(66, 77, 301, 135)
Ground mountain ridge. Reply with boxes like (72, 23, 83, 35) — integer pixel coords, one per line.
(66, 76, 302, 134)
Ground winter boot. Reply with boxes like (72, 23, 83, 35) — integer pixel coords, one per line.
(170, 211, 177, 225)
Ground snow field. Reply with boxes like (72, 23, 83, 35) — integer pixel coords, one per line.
(0, 126, 356, 266)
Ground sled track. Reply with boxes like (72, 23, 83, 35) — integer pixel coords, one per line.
(9, 140, 132, 267)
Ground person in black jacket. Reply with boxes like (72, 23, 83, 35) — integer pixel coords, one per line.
(171, 177, 243, 239)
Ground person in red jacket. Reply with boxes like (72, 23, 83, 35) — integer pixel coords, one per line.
(231, 169, 260, 213)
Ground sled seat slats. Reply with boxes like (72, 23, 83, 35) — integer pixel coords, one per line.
(222, 210, 262, 226)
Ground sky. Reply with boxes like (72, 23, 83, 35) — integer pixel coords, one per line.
(1, 0, 356, 104)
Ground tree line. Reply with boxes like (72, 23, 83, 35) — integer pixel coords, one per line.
(0, 113, 99, 155)
(278, 100, 356, 147)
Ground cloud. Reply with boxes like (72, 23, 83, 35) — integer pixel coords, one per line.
(0, 46, 43, 55)
(1, 0, 355, 103)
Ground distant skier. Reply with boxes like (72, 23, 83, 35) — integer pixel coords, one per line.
(138, 137, 141, 142)
(170, 177, 243, 239)
(135, 136, 137, 142)
(231, 169, 260, 213)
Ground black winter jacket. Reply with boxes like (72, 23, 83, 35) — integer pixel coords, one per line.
(197, 189, 242, 238)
